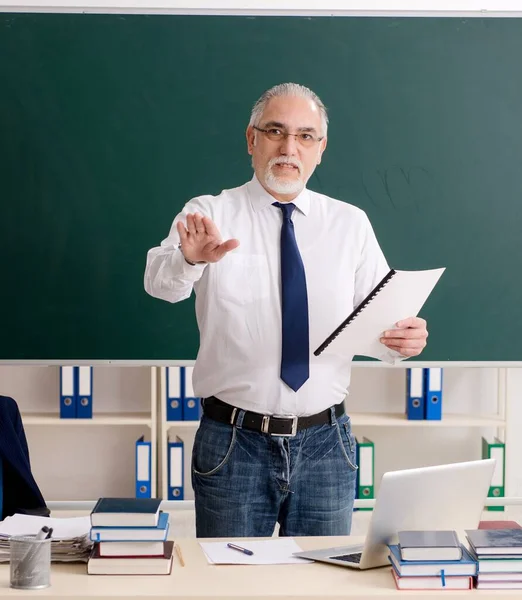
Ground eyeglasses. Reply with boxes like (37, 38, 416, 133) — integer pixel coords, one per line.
(253, 126, 324, 147)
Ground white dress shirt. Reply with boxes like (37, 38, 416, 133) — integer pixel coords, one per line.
(144, 176, 389, 416)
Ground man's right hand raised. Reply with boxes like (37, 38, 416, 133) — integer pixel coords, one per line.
(176, 213, 240, 264)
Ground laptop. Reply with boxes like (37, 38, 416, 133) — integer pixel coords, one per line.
(293, 458, 496, 570)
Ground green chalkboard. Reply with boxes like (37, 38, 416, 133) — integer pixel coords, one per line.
(1, 14, 521, 361)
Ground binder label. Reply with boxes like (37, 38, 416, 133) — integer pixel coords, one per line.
(184, 366, 195, 397)
(61, 367, 74, 395)
(167, 367, 181, 397)
(409, 368, 424, 397)
(359, 446, 373, 487)
(490, 446, 504, 487)
(169, 447, 183, 487)
(78, 366, 92, 395)
(428, 368, 442, 392)
(137, 444, 150, 481)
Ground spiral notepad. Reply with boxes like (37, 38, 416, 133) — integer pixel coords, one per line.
(314, 267, 445, 363)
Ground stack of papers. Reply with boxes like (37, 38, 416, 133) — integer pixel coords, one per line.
(199, 539, 312, 565)
(0, 514, 92, 563)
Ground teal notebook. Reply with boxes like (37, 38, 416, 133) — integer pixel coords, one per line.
(90, 511, 170, 542)
(90, 497, 161, 527)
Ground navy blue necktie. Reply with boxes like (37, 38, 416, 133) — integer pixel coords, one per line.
(273, 202, 310, 392)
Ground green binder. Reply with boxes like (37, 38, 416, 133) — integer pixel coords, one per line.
(356, 437, 374, 511)
(482, 436, 505, 512)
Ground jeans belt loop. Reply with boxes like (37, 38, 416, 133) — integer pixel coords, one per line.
(234, 409, 246, 429)
(261, 415, 270, 434)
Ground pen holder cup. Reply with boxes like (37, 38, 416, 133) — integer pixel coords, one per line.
(10, 535, 51, 590)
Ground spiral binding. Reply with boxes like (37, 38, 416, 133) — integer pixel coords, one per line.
(314, 269, 396, 356)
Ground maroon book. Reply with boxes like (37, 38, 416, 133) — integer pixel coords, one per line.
(479, 520, 521, 530)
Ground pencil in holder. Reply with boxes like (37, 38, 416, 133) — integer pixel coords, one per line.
(9, 534, 51, 590)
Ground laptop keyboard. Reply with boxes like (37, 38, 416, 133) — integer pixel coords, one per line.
(329, 552, 362, 564)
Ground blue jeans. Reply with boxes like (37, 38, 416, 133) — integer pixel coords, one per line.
(191, 406, 358, 537)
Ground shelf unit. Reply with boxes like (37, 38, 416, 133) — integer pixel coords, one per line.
(1, 363, 519, 504)
(158, 366, 193, 501)
(350, 412, 506, 427)
(156, 364, 513, 503)
(23, 413, 153, 426)
(1, 365, 158, 501)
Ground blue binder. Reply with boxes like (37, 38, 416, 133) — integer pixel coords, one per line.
(60, 366, 77, 418)
(167, 435, 184, 500)
(76, 366, 93, 418)
(166, 367, 183, 421)
(135, 435, 152, 498)
(406, 368, 425, 420)
(182, 366, 201, 421)
(424, 368, 443, 420)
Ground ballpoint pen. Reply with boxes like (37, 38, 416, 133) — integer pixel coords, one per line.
(227, 543, 254, 556)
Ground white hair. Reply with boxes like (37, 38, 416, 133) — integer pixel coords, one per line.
(249, 83, 328, 137)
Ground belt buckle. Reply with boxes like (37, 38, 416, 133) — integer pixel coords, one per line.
(262, 414, 298, 437)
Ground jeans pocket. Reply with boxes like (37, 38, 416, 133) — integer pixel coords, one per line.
(192, 417, 237, 476)
(336, 417, 358, 472)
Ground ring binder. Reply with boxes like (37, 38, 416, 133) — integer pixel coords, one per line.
(314, 267, 445, 362)
(314, 270, 396, 356)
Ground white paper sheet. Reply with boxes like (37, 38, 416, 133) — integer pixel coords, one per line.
(199, 539, 312, 565)
(0, 514, 91, 539)
(320, 267, 445, 364)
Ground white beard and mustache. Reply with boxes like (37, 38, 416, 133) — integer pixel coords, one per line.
(263, 156, 305, 196)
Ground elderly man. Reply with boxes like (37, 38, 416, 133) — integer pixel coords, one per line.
(144, 83, 428, 537)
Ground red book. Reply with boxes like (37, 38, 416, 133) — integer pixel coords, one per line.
(87, 541, 174, 575)
(479, 520, 521, 530)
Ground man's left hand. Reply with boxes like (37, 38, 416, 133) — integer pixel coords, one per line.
(380, 317, 428, 358)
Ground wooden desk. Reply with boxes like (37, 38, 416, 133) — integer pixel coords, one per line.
(0, 536, 520, 599)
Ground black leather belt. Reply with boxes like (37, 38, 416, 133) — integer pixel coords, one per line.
(202, 396, 345, 437)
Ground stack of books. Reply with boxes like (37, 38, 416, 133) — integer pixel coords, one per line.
(467, 528, 522, 590)
(388, 530, 476, 590)
(87, 498, 173, 575)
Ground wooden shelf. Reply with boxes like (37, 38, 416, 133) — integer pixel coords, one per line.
(23, 412, 153, 426)
(349, 412, 505, 427)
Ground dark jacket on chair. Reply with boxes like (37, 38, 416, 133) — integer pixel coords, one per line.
(0, 395, 50, 520)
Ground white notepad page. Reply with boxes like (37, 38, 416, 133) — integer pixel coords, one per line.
(321, 268, 445, 364)
(199, 539, 311, 565)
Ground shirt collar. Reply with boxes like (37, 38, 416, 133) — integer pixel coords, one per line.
(246, 175, 310, 216)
